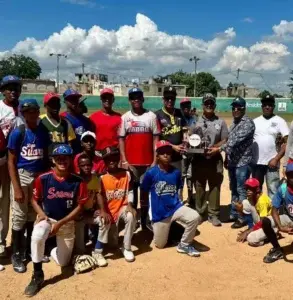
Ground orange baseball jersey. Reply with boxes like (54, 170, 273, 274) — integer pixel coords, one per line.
(99, 169, 132, 222)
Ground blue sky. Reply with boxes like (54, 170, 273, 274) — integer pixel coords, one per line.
(0, 0, 293, 93)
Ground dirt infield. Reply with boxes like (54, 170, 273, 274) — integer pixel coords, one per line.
(1, 115, 293, 300)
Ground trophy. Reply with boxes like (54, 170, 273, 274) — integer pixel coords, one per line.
(186, 127, 211, 154)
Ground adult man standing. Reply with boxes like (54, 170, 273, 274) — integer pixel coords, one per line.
(119, 87, 160, 208)
(221, 97, 255, 229)
(180, 98, 196, 205)
(155, 86, 185, 170)
(252, 95, 288, 199)
(61, 89, 93, 154)
(90, 88, 121, 152)
(0, 75, 23, 257)
(192, 94, 228, 226)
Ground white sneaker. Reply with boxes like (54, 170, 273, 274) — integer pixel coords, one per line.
(121, 247, 135, 263)
(92, 251, 108, 267)
(0, 245, 6, 257)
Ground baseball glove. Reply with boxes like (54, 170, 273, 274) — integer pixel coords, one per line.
(73, 255, 96, 274)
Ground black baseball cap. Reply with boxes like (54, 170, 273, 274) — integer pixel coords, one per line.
(202, 93, 216, 104)
(163, 86, 177, 97)
(101, 146, 120, 159)
(231, 97, 246, 107)
(261, 94, 275, 104)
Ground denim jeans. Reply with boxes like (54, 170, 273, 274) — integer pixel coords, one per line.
(228, 165, 251, 218)
(251, 165, 279, 200)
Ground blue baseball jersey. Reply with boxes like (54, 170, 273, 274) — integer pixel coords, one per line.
(272, 185, 293, 220)
(8, 125, 49, 173)
(141, 165, 183, 223)
(33, 171, 88, 221)
(61, 112, 92, 153)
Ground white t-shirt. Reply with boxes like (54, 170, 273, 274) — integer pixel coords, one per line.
(253, 115, 289, 165)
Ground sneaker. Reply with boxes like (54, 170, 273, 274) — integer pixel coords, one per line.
(11, 253, 27, 273)
(263, 247, 284, 263)
(92, 251, 108, 267)
(121, 247, 135, 262)
(0, 245, 6, 257)
(42, 255, 50, 263)
(208, 216, 222, 227)
(177, 243, 200, 257)
(231, 219, 246, 229)
(24, 271, 44, 297)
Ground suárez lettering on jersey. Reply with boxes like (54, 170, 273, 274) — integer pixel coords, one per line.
(47, 187, 74, 200)
(106, 189, 127, 201)
(20, 144, 43, 160)
(155, 181, 177, 196)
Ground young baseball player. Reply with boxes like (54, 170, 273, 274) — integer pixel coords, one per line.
(95, 146, 137, 262)
(235, 178, 272, 245)
(141, 140, 201, 256)
(8, 99, 50, 273)
(75, 154, 110, 267)
(24, 144, 88, 297)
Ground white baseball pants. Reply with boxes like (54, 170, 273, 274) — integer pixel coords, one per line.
(31, 219, 75, 266)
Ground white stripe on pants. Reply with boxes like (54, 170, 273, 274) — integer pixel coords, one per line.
(247, 215, 293, 246)
(152, 206, 200, 249)
(31, 219, 75, 266)
(0, 163, 10, 246)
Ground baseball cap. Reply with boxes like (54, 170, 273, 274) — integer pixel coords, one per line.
(63, 89, 82, 100)
(244, 178, 260, 189)
(43, 92, 60, 105)
(231, 97, 246, 107)
(0, 75, 21, 90)
(180, 98, 191, 105)
(81, 131, 96, 141)
(155, 140, 172, 151)
(261, 94, 275, 104)
(100, 88, 114, 96)
(51, 144, 73, 156)
(286, 163, 293, 173)
(202, 93, 216, 104)
(163, 86, 177, 97)
(101, 146, 120, 159)
(128, 87, 143, 95)
(20, 99, 40, 111)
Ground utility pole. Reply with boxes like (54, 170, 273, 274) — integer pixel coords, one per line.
(236, 68, 240, 80)
(190, 56, 200, 97)
(49, 53, 67, 93)
(82, 63, 85, 75)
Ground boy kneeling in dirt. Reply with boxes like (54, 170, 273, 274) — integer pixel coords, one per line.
(141, 140, 201, 257)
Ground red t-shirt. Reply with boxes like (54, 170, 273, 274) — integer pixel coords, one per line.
(74, 153, 106, 174)
(89, 110, 121, 151)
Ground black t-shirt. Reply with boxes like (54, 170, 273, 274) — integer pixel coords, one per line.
(155, 108, 185, 162)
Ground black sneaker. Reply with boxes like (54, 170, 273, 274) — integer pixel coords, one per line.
(231, 219, 246, 229)
(11, 253, 27, 273)
(263, 247, 284, 263)
(24, 271, 44, 297)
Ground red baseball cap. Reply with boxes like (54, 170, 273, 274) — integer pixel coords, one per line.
(100, 88, 114, 96)
(44, 92, 60, 105)
(245, 178, 260, 189)
(180, 98, 191, 105)
(156, 140, 172, 151)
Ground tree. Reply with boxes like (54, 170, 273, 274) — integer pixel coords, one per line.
(0, 54, 41, 80)
(288, 70, 293, 98)
(258, 90, 271, 99)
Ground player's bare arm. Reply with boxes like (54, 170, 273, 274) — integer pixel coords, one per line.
(8, 149, 24, 203)
(96, 192, 112, 225)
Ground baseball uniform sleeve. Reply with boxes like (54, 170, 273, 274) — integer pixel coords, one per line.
(118, 115, 126, 138)
(176, 169, 183, 190)
(66, 120, 76, 142)
(278, 117, 289, 137)
(151, 112, 160, 136)
(77, 181, 88, 206)
(220, 120, 229, 141)
(272, 187, 283, 209)
(284, 121, 293, 167)
(33, 176, 43, 203)
(0, 127, 6, 152)
(141, 170, 152, 192)
(7, 128, 21, 151)
(73, 154, 80, 174)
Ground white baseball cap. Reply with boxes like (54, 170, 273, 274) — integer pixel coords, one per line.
(81, 131, 96, 141)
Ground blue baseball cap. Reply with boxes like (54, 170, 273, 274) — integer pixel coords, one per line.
(20, 99, 40, 111)
(51, 144, 73, 156)
(231, 97, 246, 107)
(286, 163, 293, 173)
(128, 87, 143, 95)
(63, 89, 82, 100)
(0, 75, 21, 90)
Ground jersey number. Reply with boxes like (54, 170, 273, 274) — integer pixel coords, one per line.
(66, 200, 73, 209)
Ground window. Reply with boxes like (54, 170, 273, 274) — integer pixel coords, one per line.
(158, 87, 162, 93)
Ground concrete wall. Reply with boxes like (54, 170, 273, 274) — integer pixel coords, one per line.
(22, 79, 55, 93)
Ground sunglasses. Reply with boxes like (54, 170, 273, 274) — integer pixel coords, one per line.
(262, 103, 275, 108)
(232, 106, 245, 111)
(164, 97, 176, 102)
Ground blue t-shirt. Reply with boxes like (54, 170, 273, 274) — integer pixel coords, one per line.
(141, 165, 183, 223)
(62, 112, 92, 153)
(272, 185, 293, 220)
(33, 171, 88, 221)
(8, 125, 49, 173)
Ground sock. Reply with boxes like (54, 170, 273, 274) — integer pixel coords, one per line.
(262, 217, 281, 249)
(94, 240, 103, 252)
(33, 262, 43, 272)
(12, 229, 23, 255)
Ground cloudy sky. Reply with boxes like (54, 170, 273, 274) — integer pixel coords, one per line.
(1, 0, 293, 93)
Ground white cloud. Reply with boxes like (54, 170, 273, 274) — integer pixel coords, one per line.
(272, 20, 293, 41)
(61, 0, 96, 8)
(242, 17, 254, 23)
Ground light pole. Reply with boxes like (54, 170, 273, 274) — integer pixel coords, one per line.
(49, 53, 67, 93)
(189, 56, 200, 97)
